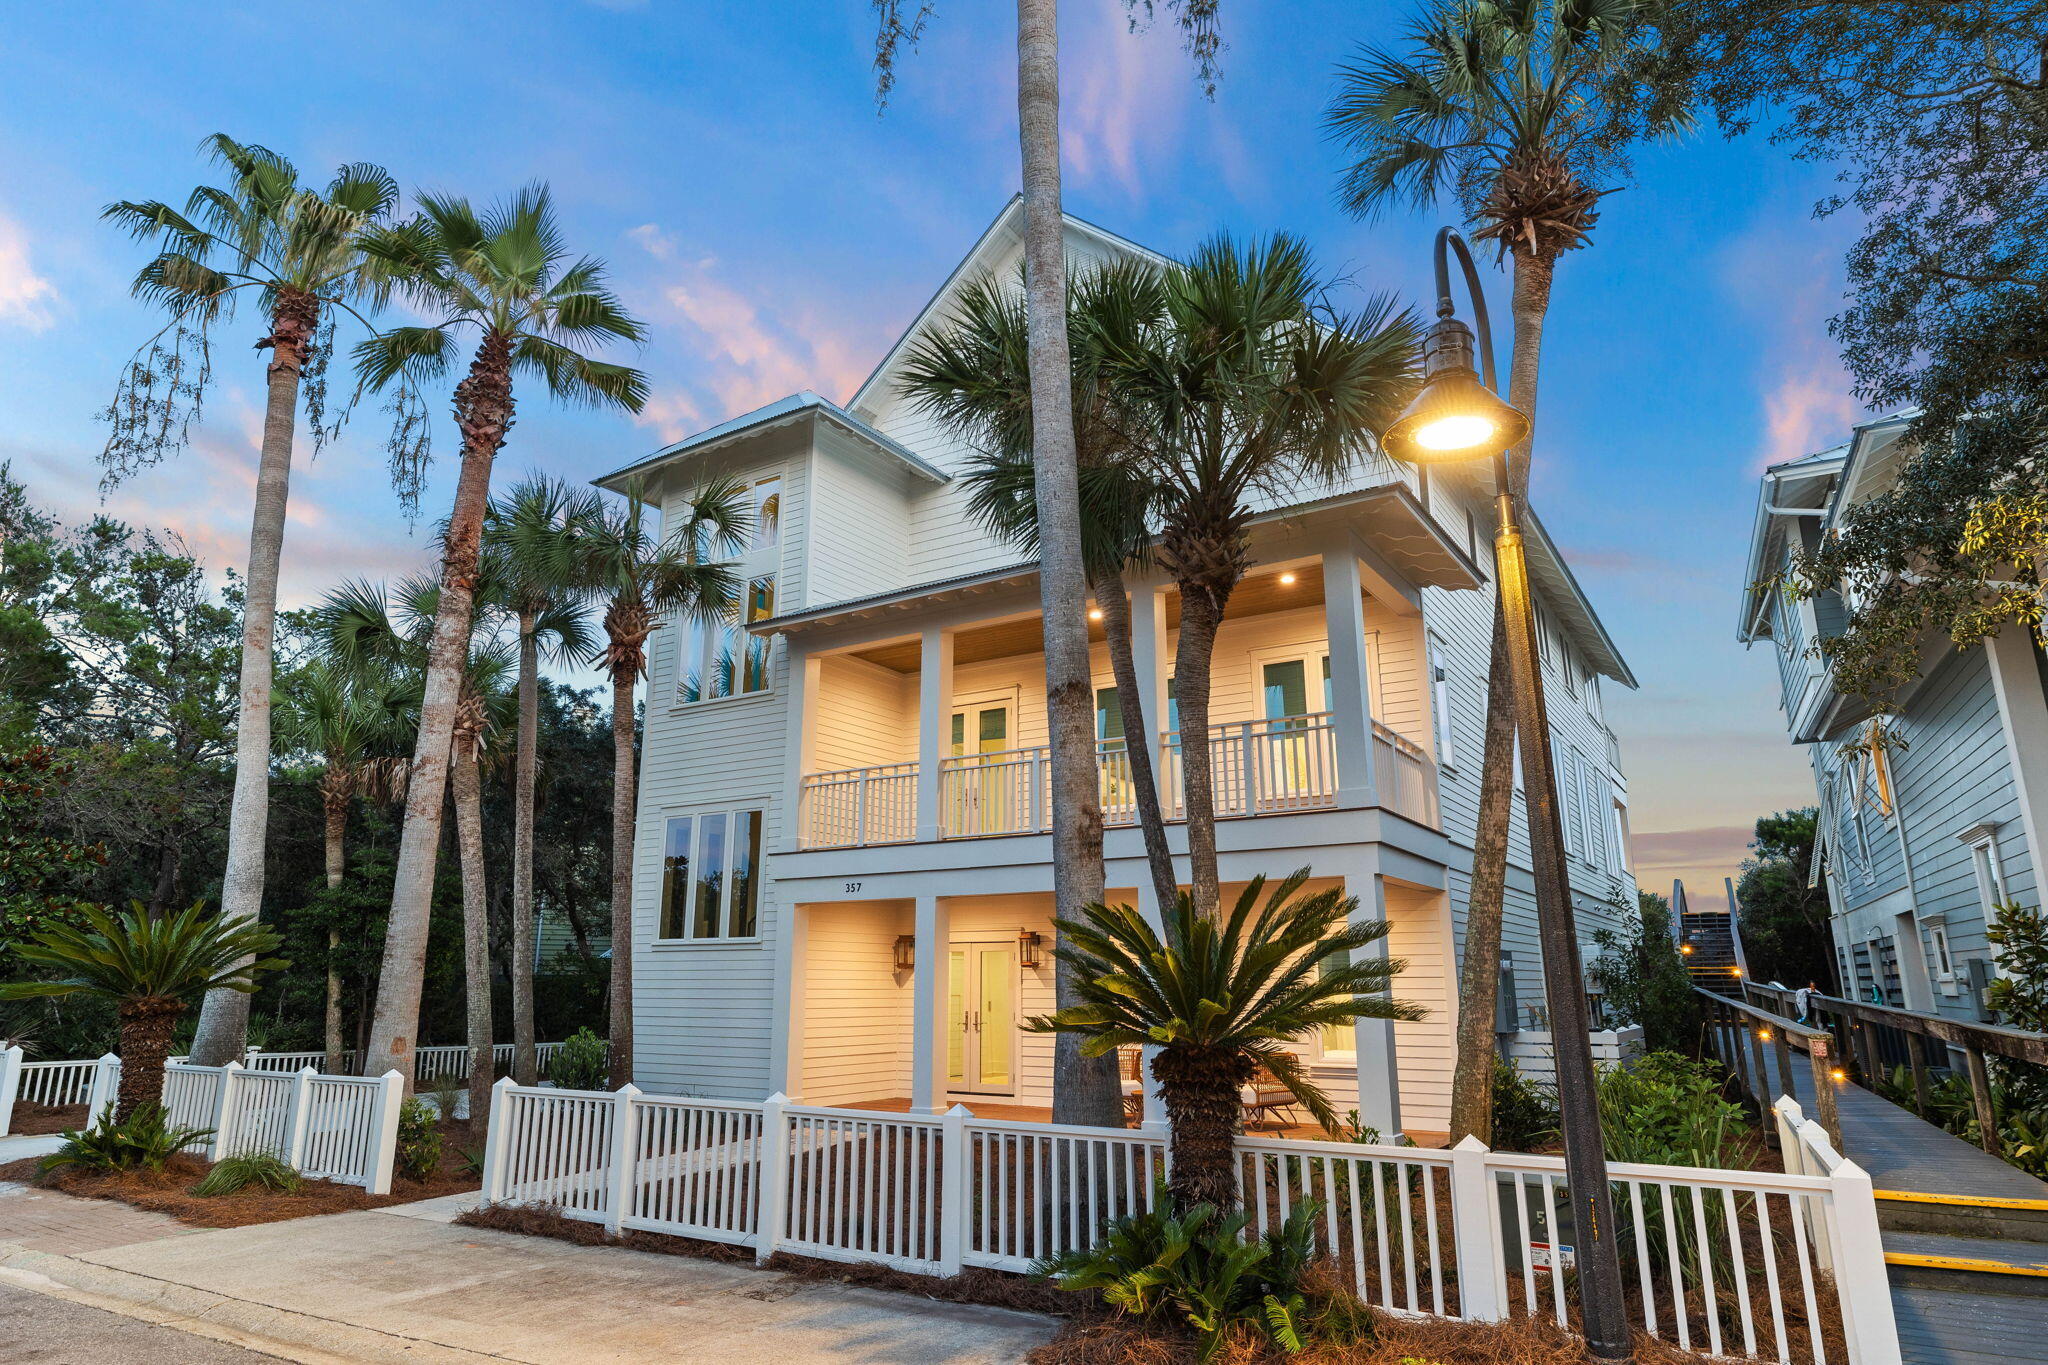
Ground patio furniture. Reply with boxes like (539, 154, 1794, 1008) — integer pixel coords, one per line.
(1242, 1065, 1299, 1131)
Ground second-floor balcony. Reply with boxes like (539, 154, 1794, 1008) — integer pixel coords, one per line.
(796, 713, 1440, 848)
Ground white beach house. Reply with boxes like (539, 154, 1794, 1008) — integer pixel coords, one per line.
(597, 202, 1639, 1143)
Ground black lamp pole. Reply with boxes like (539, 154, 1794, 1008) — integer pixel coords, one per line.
(1405, 227, 1633, 1361)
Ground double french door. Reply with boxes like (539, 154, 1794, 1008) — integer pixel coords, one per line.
(945, 942, 1017, 1096)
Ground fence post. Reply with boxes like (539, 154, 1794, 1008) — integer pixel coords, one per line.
(0, 1045, 22, 1138)
(85, 1052, 120, 1124)
(755, 1092, 791, 1264)
(283, 1067, 317, 1170)
(209, 1061, 244, 1160)
(1447, 1136, 1504, 1322)
(479, 1075, 518, 1203)
(359, 1071, 404, 1195)
(938, 1103, 971, 1276)
(1828, 1158, 1903, 1365)
(246, 1046, 264, 1071)
(603, 1084, 641, 1235)
(1807, 1035, 1842, 1150)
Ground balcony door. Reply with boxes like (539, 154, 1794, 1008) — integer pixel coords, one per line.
(945, 941, 1017, 1096)
(1252, 641, 1378, 810)
(948, 701, 1014, 834)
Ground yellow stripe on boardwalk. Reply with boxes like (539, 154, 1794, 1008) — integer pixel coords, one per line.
(1875, 1188, 2048, 1212)
(1884, 1251, 2048, 1276)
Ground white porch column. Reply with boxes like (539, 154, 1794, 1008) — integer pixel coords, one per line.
(1985, 624, 2048, 900)
(782, 649, 820, 850)
(915, 628, 955, 842)
(1321, 544, 1377, 809)
(767, 901, 809, 1102)
(1133, 877, 1170, 1131)
(910, 893, 952, 1113)
(1126, 575, 1173, 809)
(1348, 865, 1402, 1137)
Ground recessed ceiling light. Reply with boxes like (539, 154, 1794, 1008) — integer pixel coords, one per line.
(1279, 572, 1297, 586)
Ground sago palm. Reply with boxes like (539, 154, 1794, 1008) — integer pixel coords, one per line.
(1, 903, 287, 1121)
(484, 474, 602, 1084)
(1028, 870, 1422, 1210)
(351, 184, 647, 1084)
(1099, 235, 1417, 917)
(571, 478, 746, 1087)
(103, 134, 401, 1068)
(1324, 0, 1673, 1142)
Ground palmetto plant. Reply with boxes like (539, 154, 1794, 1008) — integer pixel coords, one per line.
(484, 474, 603, 1084)
(0, 903, 286, 1120)
(571, 478, 746, 1086)
(1324, 0, 1674, 1144)
(351, 184, 646, 1085)
(1027, 870, 1422, 1209)
(103, 135, 403, 1070)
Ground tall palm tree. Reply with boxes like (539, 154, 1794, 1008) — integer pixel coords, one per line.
(484, 476, 602, 1084)
(1, 904, 286, 1121)
(1324, 0, 1672, 1142)
(351, 185, 647, 1085)
(1099, 235, 1417, 918)
(103, 135, 401, 1068)
(897, 265, 1176, 915)
(571, 479, 747, 1088)
(1028, 871, 1421, 1209)
(274, 658, 415, 1073)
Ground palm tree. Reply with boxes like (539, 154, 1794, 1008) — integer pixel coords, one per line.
(1028, 871, 1422, 1209)
(571, 479, 747, 1087)
(102, 135, 401, 1068)
(1098, 235, 1417, 917)
(351, 185, 647, 1084)
(484, 476, 601, 1084)
(897, 264, 1176, 915)
(1324, 0, 1672, 1142)
(1, 904, 286, 1121)
(274, 658, 415, 1073)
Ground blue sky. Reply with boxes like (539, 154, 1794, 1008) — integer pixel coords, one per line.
(0, 2, 1872, 905)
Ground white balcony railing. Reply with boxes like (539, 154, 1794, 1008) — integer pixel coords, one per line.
(1161, 712, 1339, 820)
(1371, 720, 1439, 827)
(939, 744, 1049, 838)
(797, 761, 917, 848)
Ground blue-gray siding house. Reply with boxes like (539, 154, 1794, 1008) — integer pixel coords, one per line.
(1739, 414, 2048, 1025)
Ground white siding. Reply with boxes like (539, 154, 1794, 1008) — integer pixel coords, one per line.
(800, 901, 914, 1107)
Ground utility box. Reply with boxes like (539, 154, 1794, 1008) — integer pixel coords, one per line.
(1497, 1173, 1576, 1276)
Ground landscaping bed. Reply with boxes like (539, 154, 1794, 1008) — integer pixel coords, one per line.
(4, 1102, 87, 1137)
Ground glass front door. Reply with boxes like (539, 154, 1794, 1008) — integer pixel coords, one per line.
(945, 943, 1017, 1095)
(949, 703, 1013, 832)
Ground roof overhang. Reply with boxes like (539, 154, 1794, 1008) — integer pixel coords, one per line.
(592, 391, 950, 495)
(1520, 507, 1638, 689)
(1738, 449, 1847, 643)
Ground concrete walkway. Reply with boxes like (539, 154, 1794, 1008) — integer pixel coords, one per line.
(0, 1192, 1056, 1364)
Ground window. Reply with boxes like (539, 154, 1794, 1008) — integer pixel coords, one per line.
(1927, 923, 1955, 980)
(749, 476, 781, 550)
(678, 472, 781, 705)
(1608, 799, 1629, 878)
(1317, 951, 1355, 1060)
(1965, 826, 2008, 914)
(1429, 634, 1457, 771)
(657, 809, 764, 941)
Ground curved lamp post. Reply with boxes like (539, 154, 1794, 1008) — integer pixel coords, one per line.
(1385, 227, 1630, 1362)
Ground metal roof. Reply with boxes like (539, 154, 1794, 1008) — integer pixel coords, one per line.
(592, 391, 950, 492)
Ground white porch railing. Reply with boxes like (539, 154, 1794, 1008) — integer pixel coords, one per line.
(1372, 720, 1440, 827)
(940, 745, 1049, 838)
(1162, 713, 1339, 819)
(480, 1082, 1901, 1364)
(798, 761, 919, 848)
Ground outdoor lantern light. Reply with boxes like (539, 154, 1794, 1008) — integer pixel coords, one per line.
(894, 934, 915, 972)
(1381, 316, 1530, 466)
(1018, 928, 1044, 970)
(1758, 1028, 1772, 1041)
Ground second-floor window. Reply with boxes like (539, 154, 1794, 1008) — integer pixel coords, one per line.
(657, 809, 763, 941)
(679, 473, 781, 705)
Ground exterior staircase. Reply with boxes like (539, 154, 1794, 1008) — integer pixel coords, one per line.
(1679, 908, 1742, 987)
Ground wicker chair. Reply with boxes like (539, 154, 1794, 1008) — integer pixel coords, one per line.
(1242, 1064, 1300, 1131)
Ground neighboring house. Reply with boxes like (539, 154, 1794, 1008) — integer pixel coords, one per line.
(598, 201, 1639, 1141)
(1739, 413, 2048, 1025)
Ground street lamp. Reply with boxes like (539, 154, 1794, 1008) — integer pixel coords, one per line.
(1384, 227, 1631, 1362)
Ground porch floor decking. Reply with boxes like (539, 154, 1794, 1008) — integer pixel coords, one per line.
(841, 1097, 1448, 1147)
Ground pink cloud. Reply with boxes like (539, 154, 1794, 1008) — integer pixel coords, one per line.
(1718, 217, 1868, 470)
(1629, 824, 1754, 912)
(0, 212, 59, 331)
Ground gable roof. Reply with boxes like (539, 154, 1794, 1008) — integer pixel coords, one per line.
(592, 390, 949, 494)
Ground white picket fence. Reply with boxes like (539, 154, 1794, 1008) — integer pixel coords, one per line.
(480, 1081, 1902, 1365)
(0, 1047, 404, 1193)
(184, 1039, 578, 1080)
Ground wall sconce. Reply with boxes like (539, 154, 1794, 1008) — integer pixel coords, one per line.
(1018, 928, 1044, 970)
(894, 934, 915, 971)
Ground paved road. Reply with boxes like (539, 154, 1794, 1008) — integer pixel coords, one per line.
(0, 1279, 280, 1362)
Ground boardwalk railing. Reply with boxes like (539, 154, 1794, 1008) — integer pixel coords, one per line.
(1696, 988, 1844, 1147)
(480, 1080, 1903, 1364)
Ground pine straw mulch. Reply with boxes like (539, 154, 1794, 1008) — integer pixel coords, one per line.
(4, 1103, 86, 1136)
(0, 1119, 480, 1228)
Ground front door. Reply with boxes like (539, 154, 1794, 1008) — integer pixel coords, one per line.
(946, 943, 1017, 1096)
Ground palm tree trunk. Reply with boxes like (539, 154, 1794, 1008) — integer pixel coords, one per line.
(322, 791, 348, 1076)
(363, 332, 514, 1086)
(1017, 0, 1120, 1129)
(512, 610, 539, 1085)
(1151, 1045, 1254, 1209)
(1094, 572, 1176, 909)
(606, 660, 637, 1088)
(116, 997, 185, 1122)
(190, 289, 319, 1068)
(1446, 249, 1557, 1144)
(452, 743, 494, 1136)
(1171, 581, 1227, 917)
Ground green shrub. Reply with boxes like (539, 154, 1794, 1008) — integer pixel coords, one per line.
(395, 1096, 442, 1182)
(192, 1151, 303, 1196)
(1490, 1059, 1561, 1152)
(38, 1105, 211, 1175)
(1038, 1191, 1367, 1362)
(547, 1028, 608, 1092)
(1596, 1052, 1752, 1168)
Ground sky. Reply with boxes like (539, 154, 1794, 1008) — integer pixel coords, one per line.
(0, 1, 1871, 909)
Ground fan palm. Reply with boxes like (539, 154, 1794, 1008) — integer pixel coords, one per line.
(570, 479, 747, 1087)
(1097, 235, 1417, 918)
(484, 476, 602, 1084)
(351, 185, 647, 1084)
(1028, 871, 1422, 1210)
(1, 903, 287, 1120)
(104, 135, 401, 1069)
(1324, 0, 1674, 1142)
(274, 657, 416, 1073)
